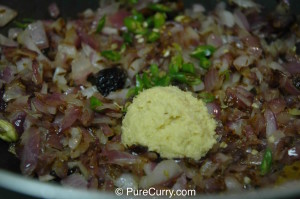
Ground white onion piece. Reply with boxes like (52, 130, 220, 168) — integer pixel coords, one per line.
(61, 174, 88, 189)
(192, 4, 205, 13)
(264, 109, 277, 138)
(8, 28, 22, 40)
(0, 34, 18, 46)
(114, 173, 138, 190)
(17, 30, 49, 61)
(231, 0, 260, 10)
(143, 162, 156, 176)
(71, 52, 96, 85)
(3, 82, 25, 102)
(106, 89, 129, 104)
(233, 55, 254, 70)
(192, 82, 205, 92)
(234, 9, 250, 31)
(172, 174, 187, 190)
(224, 176, 242, 191)
(0, 5, 17, 27)
(102, 27, 118, 35)
(27, 21, 49, 49)
(200, 160, 218, 177)
(68, 127, 82, 150)
(218, 10, 235, 28)
(127, 58, 145, 79)
(80, 86, 98, 98)
(139, 160, 182, 188)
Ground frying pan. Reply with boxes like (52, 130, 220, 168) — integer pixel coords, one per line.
(0, 0, 299, 198)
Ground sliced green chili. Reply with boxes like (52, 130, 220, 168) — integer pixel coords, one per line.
(199, 92, 215, 103)
(260, 148, 272, 175)
(90, 96, 103, 110)
(147, 31, 160, 43)
(101, 50, 121, 61)
(96, 15, 106, 33)
(153, 12, 166, 28)
(148, 3, 172, 12)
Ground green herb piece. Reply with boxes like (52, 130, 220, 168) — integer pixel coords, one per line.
(90, 96, 103, 110)
(199, 92, 215, 103)
(0, 119, 18, 142)
(153, 12, 166, 28)
(191, 45, 216, 59)
(260, 148, 272, 175)
(198, 57, 211, 69)
(96, 15, 106, 33)
(182, 62, 195, 74)
(101, 50, 121, 61)
(123, 32, 133, 44)
(148, 3, 172, 12)
(147, 31, 160, 43)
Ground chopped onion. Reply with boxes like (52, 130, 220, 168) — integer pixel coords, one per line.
(114, 173, 138, 190)
(0, 5, 17, 27)
(27, 21, 49, 49)
(68, 127, 82, 150)
(0, 34, 18, 47)
(139, 160, 182, 188)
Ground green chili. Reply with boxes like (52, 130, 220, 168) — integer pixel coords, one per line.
(101, 50, 121, 61)
(90, 96, 103, 110)
(199, 92, 215, 103)
(96, 15, 106, 33)
(260, 148, 272, 175)
(147, 31, 160, 43)
(148, 3, 172, 12)
(153, 12, 166, 28)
